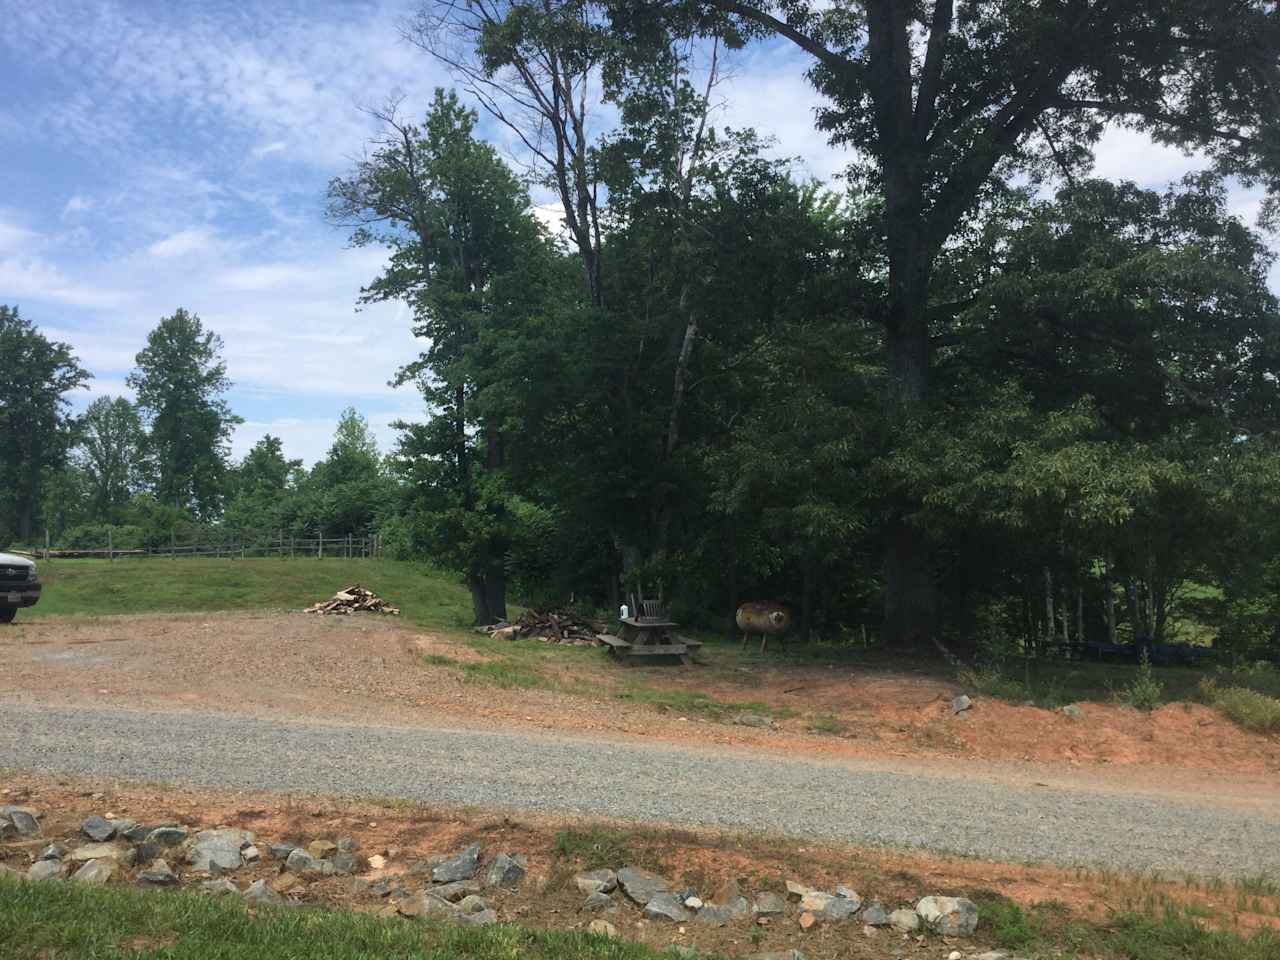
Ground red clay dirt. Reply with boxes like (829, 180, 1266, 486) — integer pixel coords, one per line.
(1, 610, 1278, 790)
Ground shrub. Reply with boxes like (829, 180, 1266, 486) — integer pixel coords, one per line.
(1199, 680, 1280, 734)
(1124, 653, 1164, 711)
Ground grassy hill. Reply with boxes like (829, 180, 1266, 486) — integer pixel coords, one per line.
(20, 557, 475, 630)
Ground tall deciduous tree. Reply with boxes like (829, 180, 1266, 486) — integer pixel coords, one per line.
(625, 0, 1280, 650)
(0, 305, 90, 544)
(77, 396, 147, 524)
(127, 308, 241, 519)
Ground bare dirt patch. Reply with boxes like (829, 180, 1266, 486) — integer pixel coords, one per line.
(3, 771, 1276, 960)
(2, 611, 1279, 785)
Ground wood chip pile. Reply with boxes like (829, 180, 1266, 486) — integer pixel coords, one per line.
(304, 585, 400, 616)
(480, 607, 604, 645)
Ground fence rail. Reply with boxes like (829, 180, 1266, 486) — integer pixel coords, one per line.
(34, 533, 385, 562)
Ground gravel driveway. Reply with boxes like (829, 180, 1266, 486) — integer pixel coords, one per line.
(1, 701, 1276, 878)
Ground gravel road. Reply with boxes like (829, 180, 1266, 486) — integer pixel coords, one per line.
(1, 701, 1274, 878)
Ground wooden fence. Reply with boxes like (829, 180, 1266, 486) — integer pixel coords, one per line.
(36, 532, 386, 562)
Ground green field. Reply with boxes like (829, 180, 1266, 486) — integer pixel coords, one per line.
(20, 557, 476, 630)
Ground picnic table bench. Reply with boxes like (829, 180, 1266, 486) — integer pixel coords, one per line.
(599, 596, 701, 664)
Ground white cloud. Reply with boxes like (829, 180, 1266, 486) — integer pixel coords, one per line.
(148, 227, 216, 258)
(251, 141, 288, 159)
(0, 219, 39, 254)
(0, 256, 128, 309)
(1090, 125, 1203, 187)
(62, 195, 92, 217)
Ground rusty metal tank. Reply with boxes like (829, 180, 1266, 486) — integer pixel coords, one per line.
(735, 602, 791, 636)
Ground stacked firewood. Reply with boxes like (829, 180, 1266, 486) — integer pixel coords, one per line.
(481, 607, 603, 645)
(304, 585, 400, 616)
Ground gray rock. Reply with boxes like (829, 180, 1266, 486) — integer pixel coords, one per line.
(38, 842, 68, 861)
(582, 892, 615, 911)
(642, 892, 691, 922)
(397, 891, 457, 919)
(336, 835, 359, 852)
(860, 900, 890, 926)
(916, 895, 979, 936)
(800, 890, 859, 921)
(431, 879, 483, 902)
(27, 860, 66, 881)
(243, 879, 282, 903)
(80, 815, 116, 842)
(617, 865, 669, 905)
(267, 842, 297, 860)
(8, 810, 40, 837)
(136, 842, 163, 866)
(695, 903, 740, 925)
(889, 908, 921, 932)
(575, 868, 617, 895)
(146, 826, 188, 847)
(110, 819, 138, 839)
(457, 894, 489, 916)
(307, 839, 338, 859)
(752, 891, 785, 916)
(432, 843, 481, 883)
(734, 713, 773, 729)
(0, 804, 39, 819)
(1062, 704, 1085, 719)
(370, 878, 395, 898)
(835, 884, 859, 902)
(284, 847, 334, 876)
(72, 860, 115, 884)
(122, 822, 158, 843)
(485, 852, 526, 888)
(137, 859, 178, 886)
(200, 878, 240, 895)
(458, 908, 498, 926)
(588, 919, 618, 937)
(952, 694, 973, 715)
(188, 830, 246, 873)
(331, 851, 360, 874)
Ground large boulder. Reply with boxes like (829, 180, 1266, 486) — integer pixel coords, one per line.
(643, 892, 691, 922)
(485, 852, 526, 888)
(72, 860, 116, 884)
(27, 860, 66, 882)
(916, 895, 979, 936)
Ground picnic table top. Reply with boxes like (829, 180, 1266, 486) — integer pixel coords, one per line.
(620, 616, 679, 628)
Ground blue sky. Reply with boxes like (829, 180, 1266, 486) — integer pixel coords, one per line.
(3, 0, 1275, 464)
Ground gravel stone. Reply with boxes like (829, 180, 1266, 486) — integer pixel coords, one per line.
(4, 701, 1277, 879)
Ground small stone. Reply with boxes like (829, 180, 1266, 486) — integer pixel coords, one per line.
(1062, 704, 1084, 719)
(397, 891, 456, 918)
(800, 890, 859, 921)
(432, 843, 482, 883)
(643, 892, 691, 922)
(368, 854, 387, 870)
(200, 878, 240, 895)
(80, 816, 116, 842)
(457, 894, 489, 916)
(974, 952, 1012, 960)
(307, 839, 337, 859)
(431, 879, 483, 902)
(38, 842, 68, 861)
(332, 851, 360, 874)
(241, 845, 261, 864)
(753, 891, 786, 916)
(8, 810, 40, 838)
(889, 908, 920, 933)
(734, 713, 773, 728)
(799, 911, 818, 930)
(949, 952, 962, 960)
(137, 859, 178, 886)
(861, 900, 890, 926)
(684, 895, 704, 909)
(146, 826, 188, 847)
(916, 895, 979, 937)
(576, 868, 617, 895)
(582, 892, 615, 911)
(285, 848, 334, 876)
(951, 694, 972, 714)
(336, 836, 360, 853)
(618, 866, 670, 904)
(243, 878, 282, 903)
(588, 919, 618, 937)
(370, 879, 394, 898)
(71, 843, 130, 864)
(485, 852, 526, 888)
(27, 860, 66, 881)
(785, 880, 812, 900)
(695, 904, 737, 925)
(72, 860, 115, 884)
(835, 884, 859, 901)
(188, 832, 244, 873)
(268, 843, 297, 860)
(273, 874, 302, 894)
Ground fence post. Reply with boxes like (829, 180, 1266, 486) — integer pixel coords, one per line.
(108, 527, 113, 563)
(318, 530, 324, 559)
(170, 528, 176, 558)
(44, 529, 49, 561)
(346, 533, 351, 559)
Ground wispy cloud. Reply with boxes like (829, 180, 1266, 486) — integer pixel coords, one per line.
(148, 228, 216, 259)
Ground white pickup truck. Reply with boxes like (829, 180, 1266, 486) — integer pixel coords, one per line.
(0, 552, 41, 623)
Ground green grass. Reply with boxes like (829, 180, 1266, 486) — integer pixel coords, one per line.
(0, 875, 682, 960)
(552, 827, 638, 870)
(461, 659, 551, 690)
(1199, 680, 1280, 734)
(19, 557, 476, 629)
(613, 685, 795, 721)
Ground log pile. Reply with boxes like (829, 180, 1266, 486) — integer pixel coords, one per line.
(304, 585, 400, 616)
(481, 607, 603, 645)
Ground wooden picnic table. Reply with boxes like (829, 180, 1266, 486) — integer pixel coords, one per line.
(599, 617, 701, 663)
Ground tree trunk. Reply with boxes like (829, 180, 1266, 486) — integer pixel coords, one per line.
(724, 521, 739, 643)
(1043, 567, 1055, 653)
(468, 576, 493, 627)
(485, 569, 508, 625)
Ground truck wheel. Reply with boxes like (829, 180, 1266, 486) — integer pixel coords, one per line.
(0, 607, 15, 624)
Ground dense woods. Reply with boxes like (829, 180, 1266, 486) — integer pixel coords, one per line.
(6, 1, 1280, 665)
